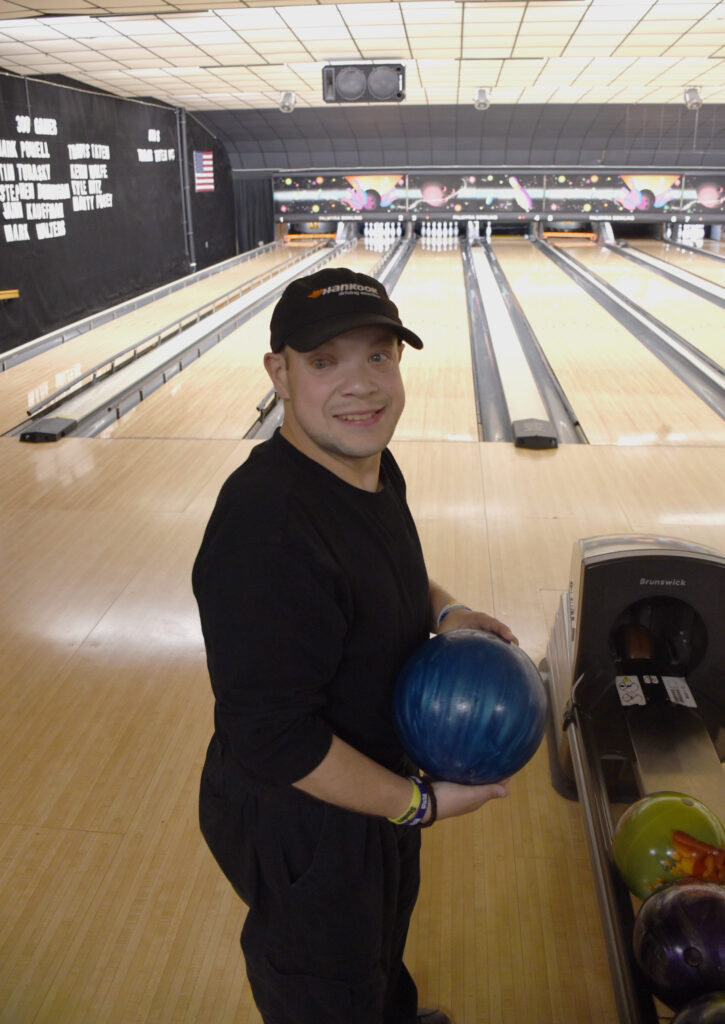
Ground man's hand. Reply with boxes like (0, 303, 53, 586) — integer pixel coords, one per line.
(424, 777, 509, 824)
(438, 605, 518, 646)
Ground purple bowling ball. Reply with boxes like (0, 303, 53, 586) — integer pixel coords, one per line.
(633, 879, 725, 1010)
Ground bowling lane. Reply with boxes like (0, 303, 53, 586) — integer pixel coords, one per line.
(392, 245, 479, 442)
(492, 238, 725, 446)
(0, 246, 292, 436)
(627, 238, 725, 290)
(560, 240, 725, 370)
(702, 237, 725, 257)
(100, 244, 382, 440)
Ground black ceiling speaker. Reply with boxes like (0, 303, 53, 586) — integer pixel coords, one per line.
(322, 64, 405, 103)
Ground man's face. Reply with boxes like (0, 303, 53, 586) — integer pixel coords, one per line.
(264, 325, 406, 480)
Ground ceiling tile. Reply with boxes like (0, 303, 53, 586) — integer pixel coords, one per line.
(3, 0, 725, 114)
(463, 7, 523, 25)
(349, 23, 406, 36)
(341, 3, 404, 23)
(218, 9, 286, 27)
(280, 4, 345, 24)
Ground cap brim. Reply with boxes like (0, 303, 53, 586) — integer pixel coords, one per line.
(278, 312, 423, 352)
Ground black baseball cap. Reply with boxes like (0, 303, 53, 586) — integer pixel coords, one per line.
(269, 267, 423, 353)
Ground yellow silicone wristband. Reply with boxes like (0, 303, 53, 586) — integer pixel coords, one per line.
(388, 777, 422, 824)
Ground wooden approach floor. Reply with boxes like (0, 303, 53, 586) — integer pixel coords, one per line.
(3, 434, 725, 1024)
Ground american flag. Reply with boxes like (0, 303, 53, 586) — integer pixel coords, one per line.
(193, 150, 214, 192)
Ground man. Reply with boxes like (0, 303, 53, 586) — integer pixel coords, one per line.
(193, 266, 517, 1024)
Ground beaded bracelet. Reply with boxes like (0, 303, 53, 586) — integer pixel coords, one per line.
(436, 601, 471, 630)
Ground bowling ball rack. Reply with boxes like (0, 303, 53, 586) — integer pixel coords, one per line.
(541, 535, 725, 1024)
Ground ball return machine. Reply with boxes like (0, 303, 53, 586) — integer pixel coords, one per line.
(541, 535, 725, 1024)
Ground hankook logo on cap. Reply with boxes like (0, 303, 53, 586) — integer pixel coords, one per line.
(308, 283, 381, 299)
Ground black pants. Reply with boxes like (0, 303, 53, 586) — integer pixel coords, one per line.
(200, 745, 421, 1024)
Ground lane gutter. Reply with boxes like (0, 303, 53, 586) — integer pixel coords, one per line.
(460, 238, 512, 443)
(602, 242, 725, 310)
(482, 242, 586, 444)
(535, 239, 725, 421)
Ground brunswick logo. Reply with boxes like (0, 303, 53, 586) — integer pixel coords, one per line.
(308, 283, 380, 299)
(640, 577, 686, 587)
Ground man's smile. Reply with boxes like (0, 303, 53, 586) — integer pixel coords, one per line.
(334, 408, 385, 424)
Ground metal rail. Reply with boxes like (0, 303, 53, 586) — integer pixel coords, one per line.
(665, 240, 725, 264)
(481, 241, 586, 444)
(604, 241, 725, 310)
(460, 238, 511, 442)
(565, 698, 658, 1024)
(376, 235, 417, 293)
(25, 243, 326, 419)
(1, 240, 282, 372)
(14, 243, 353, 441)
(536, 239, 725, 419)
(76, 243, 353, 437)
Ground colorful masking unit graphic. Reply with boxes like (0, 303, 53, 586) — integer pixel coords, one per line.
(273, 171, 725, 221)
(680, 173, 725, 213)
(543, 173, 683, 217)
(274, 174, 343, 218)
(407, 173, 542, 216)
(272, 174, 400, 218)
(507, 176, 534, 212)
(617, 174, 682, 212)
(341, 174, 405, 211)
(408, 176, 467, 210)
(274, 172, 543, 219)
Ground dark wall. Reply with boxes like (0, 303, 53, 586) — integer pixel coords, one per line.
(0, 74, 236, 352)
(234, 177, 275, 253)
(196, 102, 725, 172)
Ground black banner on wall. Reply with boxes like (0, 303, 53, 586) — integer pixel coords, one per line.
(0, 73, 187, 351)
(234, 176, 275, 254)
(185, 115, 237, 271)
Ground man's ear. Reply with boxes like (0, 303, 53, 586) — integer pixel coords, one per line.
(263, 351, 290, 400)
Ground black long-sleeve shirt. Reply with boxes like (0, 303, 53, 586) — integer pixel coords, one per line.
(192, 429, 430, 788)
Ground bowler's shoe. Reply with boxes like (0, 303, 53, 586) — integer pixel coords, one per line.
(417, 1010, 451, 1024)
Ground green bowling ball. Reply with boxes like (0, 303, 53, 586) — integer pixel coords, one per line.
(612, 791, 725, 900)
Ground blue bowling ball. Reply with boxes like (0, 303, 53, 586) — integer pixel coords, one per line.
(393, 629, 547, 784)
